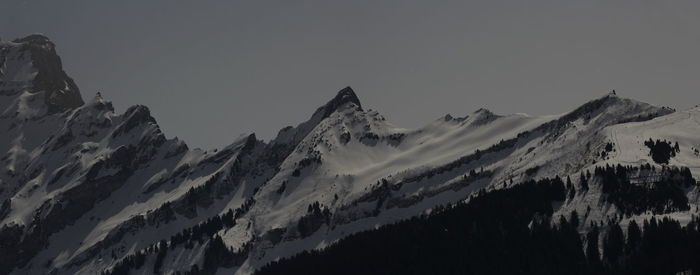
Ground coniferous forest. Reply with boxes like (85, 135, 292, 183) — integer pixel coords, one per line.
(257, 171, 700, 275)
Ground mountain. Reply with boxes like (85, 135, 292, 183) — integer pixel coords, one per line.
(1, 35, 698, 275)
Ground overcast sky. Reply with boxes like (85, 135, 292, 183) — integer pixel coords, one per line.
(2, 0, 699, 148)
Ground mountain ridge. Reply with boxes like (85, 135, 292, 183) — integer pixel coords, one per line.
(1, 34, 698, 275)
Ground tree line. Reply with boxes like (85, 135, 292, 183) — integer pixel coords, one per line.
(257, 172, 700, 275)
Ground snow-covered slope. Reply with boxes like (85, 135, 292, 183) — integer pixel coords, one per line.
(547, 106, 700, 232)
(0, 35, 267, 275)
(603, 107, 700, 175)
(0, 35, 697, 275)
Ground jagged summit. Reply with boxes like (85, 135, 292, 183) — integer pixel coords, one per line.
(85, 92, 114, 112)
(473, 107, 495, 116)
(0, 34, 84, 114)
(271, 86, 363, 146)
(318, 86, 362, 118)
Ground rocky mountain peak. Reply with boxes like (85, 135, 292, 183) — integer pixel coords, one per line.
(271, 86, 363, 146)
(473, 108, 495, 117)
(1, 34, 84, 114)
(318, 86, 362, 118)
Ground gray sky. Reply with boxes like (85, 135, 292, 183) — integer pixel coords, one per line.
(2, 0, 699, 149)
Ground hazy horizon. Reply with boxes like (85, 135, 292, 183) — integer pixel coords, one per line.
(2, 1, 699, 149)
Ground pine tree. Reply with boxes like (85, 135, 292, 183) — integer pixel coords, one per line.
(153, 240, 168, 274)
(603, 222, 624, 266)
(580, 173, 589, 191)
(626, 220, 641, 254)
(586, 225, 601, 265)
(570, 210, 580, 228)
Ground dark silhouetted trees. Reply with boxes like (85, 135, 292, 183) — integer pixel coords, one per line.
(644, 139, 679, 164)
(257, 172, 700, 275)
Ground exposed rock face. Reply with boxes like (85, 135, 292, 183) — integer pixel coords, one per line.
(319, 86, 362, 117)
(1, 34, 84, 113)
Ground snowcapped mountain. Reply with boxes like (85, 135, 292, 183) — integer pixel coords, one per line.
(1, 35, 698, 275)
